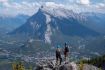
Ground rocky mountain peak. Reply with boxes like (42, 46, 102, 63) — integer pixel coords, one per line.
(35, 60, 100, 70)
(9, 5, 101, 44)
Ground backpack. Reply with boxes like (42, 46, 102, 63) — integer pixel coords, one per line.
(65, 46, 69, 52)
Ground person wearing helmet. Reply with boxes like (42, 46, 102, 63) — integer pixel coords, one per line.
(64, 43, 69, 63)
(56, 45, 62, 65)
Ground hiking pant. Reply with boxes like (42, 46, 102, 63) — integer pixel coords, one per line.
(56, 55, 62, 65)
(64, 52, 69, 63)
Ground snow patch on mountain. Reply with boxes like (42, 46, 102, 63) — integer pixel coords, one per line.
(30, 22, 41, 30)
(40, 5, 87, 22)
(40, 5, 73, 18)
(45, 14, 52, 44)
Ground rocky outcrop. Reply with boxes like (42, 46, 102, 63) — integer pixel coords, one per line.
(35, 60, 99, 70)
(83, 64, 99, 70)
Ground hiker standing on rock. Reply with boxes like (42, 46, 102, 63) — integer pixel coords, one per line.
(64, 43, 69, 63)
(56, 45, 62, 65)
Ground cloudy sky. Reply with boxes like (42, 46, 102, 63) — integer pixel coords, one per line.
(0, 0, 105, 16)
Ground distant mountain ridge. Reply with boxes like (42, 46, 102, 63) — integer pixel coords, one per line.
(79, 12, 105, 34)
(0, 14, 29, 34)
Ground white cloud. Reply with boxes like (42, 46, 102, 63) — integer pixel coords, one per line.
(94, 3, 105, 11)
(80, 0, 90, 5)
(2, 2, 11, 7)
(98, 3, 105, 7)
(0, 1, 105, 16)
(0, 0, 8, 2)
(45, 2, 64, 8)
(0, 1, 40, 16)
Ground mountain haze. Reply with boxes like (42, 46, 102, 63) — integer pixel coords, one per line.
(0, 14, 29, 34)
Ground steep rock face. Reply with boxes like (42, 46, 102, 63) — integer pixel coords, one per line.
(10, 6, 100, 44)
